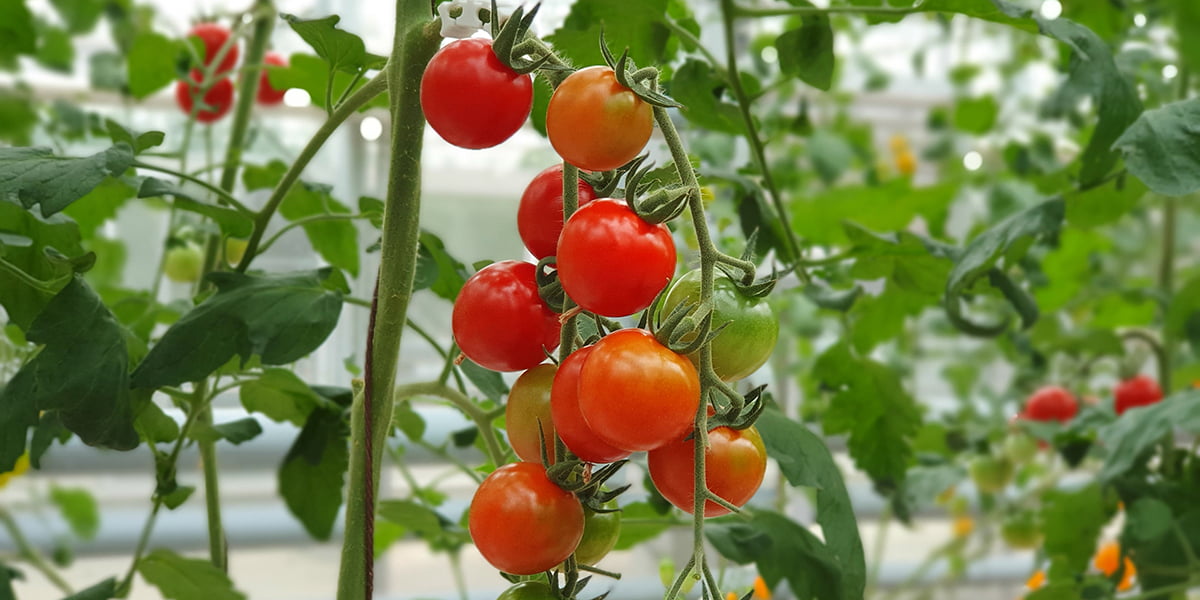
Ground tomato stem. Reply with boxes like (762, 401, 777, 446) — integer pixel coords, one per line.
(0, 506, 73, 595)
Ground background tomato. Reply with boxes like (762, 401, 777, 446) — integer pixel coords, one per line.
(648, 424, 767, 517)
(164, 243, 204, 282)
(257, 52, 288, 105)
(506, 364, 557, 464)
(224, 237, 248, 266)
(451, 261, 560, 372)
(517, 164, 596, 259)
(420, 38, 532, 149)
(1000, 510, 1043, 549)
(1023, 386, 1078, 423)
(1114, 375, 1163, 415)
(574, 505, 620, 565)
(188, 23, 239, 75)
(546, 66, 653, 171)
(175, 70, 234, 123)
(968, 455, 1013, 494)
(662, 269, 779, 381)
(468, 462, 583, 575)
(496, 581, 557, 600)
(550, 346, 631, 464)
(578, 329, 700, 452)
(557, 199, 676, 318)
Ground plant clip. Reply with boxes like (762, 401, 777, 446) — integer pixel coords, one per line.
(597, 29, 681, 108)
(436, 0, 489, 38)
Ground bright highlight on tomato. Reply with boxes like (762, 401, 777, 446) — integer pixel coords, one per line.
(506, 364, 557, 464)
(175, 70, 235, 123)
(420, 38, 532, 149)
(451, 261, 560, 372)
(550, 346, 631, 464)
(1114, 374, 1163, 415)
(257, 52, 289, 105)
(546, 66, 653, 171)
(468, 462, 584, 575)
(517, 164, 596, 259)
(648, 424, 767, 517)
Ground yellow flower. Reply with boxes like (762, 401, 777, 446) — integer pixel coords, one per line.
(895, 150, 917, 176)
(952, 516, 974, 537)
(889, 134, 910, 154)
(726, 593, 738, 600)
(0, 453, 30, 489)
(700, 186, 716, 208)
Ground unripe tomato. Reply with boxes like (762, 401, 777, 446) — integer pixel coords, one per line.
(546, 66, 653, 171)
(164, 243, 204, 283)
(517, 164, 596, 260)
(1004, 432, 1040, 464)
(175, 70, 235, 123)
(506, 364, 557, 464)
(968, 454, 1013, 494)
(468, 462, 583, 575)
(1114, 375, 1163, 415)
(257, 52, 289, 105)
(557, 199, 676, 318)
(1000, 510, 1043, 549)
(451, 261, 560, 372)
(574, 505, 620, 565)
(550, 346, 631, 464)
(224, 237, 248, 266)
(496, 581, 557, 600)
(648, 424, 767, 517)
(578, 329, 700, 452)
(188, 23, 239, 75)
(420, 38, 532, 149)
(1023, 386, 1078, 423)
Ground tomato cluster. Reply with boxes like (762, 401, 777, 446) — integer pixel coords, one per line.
(173, 24, 291, 123)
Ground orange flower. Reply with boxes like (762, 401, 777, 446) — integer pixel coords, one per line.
(953, 516, 975, 537)
(726, 592, 738, 600)
(1093, 541, 1136, 591)
(1026, 570, 1045, 590)
(753, 575, 770, 600)
(895, 150, 917, 176)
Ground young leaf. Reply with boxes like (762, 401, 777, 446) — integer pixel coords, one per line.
(189, 417, 264, 446)
(125, 31, 184, 99)
(239, 368, 327, 426)
(547, 0, 674, 68)
(776, 3, 835, 91)
(61, 578, 118, 600)
(281, 14, 386, 74)
(671, 59, 744, 135)
(418, 231, 469, 301)
(50, 486, 100, 540)
(0, 145, 135, 216)
(279, 408, 348, 540)
(138, 549, 246, 600)
(132, 177, 254, 238)
(1112, 98, 1200, 197)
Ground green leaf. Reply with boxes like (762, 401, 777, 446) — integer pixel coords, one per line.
(63, 177, 135, 240)
(132, 177, 253, 238)
(671, 59, 744, 135)
(50, 0, 104, 34)
(891, 464, 966, 522)
(913, 0, 1038, 32)
(189, 418, 263, 445)
(243, 161, 358, 274)
(848, 285, 931, 353)
(809, 131, 856, 185)
(1177, 0, 1200, 74)
(529, 76, 551, 137)
(106, 120, 165, 155)
(281, 14, 385, 75)
(1168, 277, 1200, 350)
(1112, 98, 1200, 197)
(378, 499, 442, 537)
(134, 400, 179, 444)
(1064, 174, 1145, 228)
(459, 359, 508, 402)
(0, 86, 37, 145)
(265, 53, 380, 111)
(279, 408, 347, 540)
(1034, 229, 1111, 313)
(130, 270, 343, 389)
(1096, 391, 1200, 481)
(138, 549, 246, 600)
(1040, 483, 1110, 575)
(89, 52, 126, 92)
(0, 276, 137, 471)
(756, 409, 866, 598)
(0, 198, 84, 330)
(240, 368, 326, 426)
(35, 24, 74, 73)
(1123, 498, 1172, 544)
(776, 5, 835, 91)
(126, 31, 184, 99)
(707, 510, 846, 600)
(62, 578, 117, 600)
(0, 145, 135, 217)
(160, 485, 194, 510)
(0, 0, 36, 68)
(50, 486, 99, 540)
(789, 180, 957, 245)
(845, 225, 951, 295)
(803, 283, 861, 312)
(418, 231, 469, 301)
(547, 0, 673, 69)
(614, 501, 673, 550)
(952, 95, 998, 134)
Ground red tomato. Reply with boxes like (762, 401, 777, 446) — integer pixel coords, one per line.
(557, 199, 676, 317)
(546, 66, 653, 171)
(506, 364, 557, 464)
(468, 462, 584, 575)
(1114, 375, 1163, 415)
(257, 52, 288, 105)
(517, 164, 596, 259)
(578, 329, 699, 452)
(451, 261, 560, 372)
(175, 70, 235, 123)
(420, 38, 532, 149)
(648, 424, 767, 517)
(550, 346, 631, 464)
(188, 23, 239, 75)
(1023, 386, 1078, 423)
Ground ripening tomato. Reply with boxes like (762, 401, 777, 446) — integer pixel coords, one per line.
(661, 269, 779, 382)
(506, 364, 557, 464)
(468, 462, 584, 575)
(188, 23, 239, 75)
(257, 52, 288, 105)
(574, 504, 620, 565)
(1114, 375, 1163, 415)
(420, 38, 532, 149)
(517, 164, 596, 259)
(175, 70, 235, 123)
(451, 261, 560, 372)
(578, 329, 700, 452)
(557, 199, 676, 318)
(648, 424, 767, 517)
(546, 66, 653, 171)
(550, 346, 631, 464)
(1023, 386, 1078, 423)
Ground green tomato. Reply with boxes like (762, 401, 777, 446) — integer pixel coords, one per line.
(1004, 432, 1039, 464)
(574, 505, 620, 565)
(1000, 510, 1043, 549)
(968, 455, 1013, 494)
(496, 581, 556, 600)
(224, 237, 249, 266)
(661, 269, 779, 382)
(164, 243, 204, 283)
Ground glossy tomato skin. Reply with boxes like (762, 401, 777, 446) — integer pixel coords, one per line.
(1023, 386, 1078, 423)
(662, 269, 779, 382)
(189, 23, 239, 75)
(452, 261, 560, 372)
(518, 164, 596, 259)
(175, 70, 235, 123)
(1114, 375, 1163, 415)
(468, 462, 584, 575)
(578, 329, 700, 452)
(496, 582, 557, 600)
(546, 66, 653, 171)
(506, 364, 557, 464)
(648, 424, 767, 517)
(557, 199, 676, 318)
(257, 52, 288, 105)
(550, 346, 631, 464)
(420, 38, 532, 149)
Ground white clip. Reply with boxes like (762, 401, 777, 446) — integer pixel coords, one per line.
(437, 0, 491, 39)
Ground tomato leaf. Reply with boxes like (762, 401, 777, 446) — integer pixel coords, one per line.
(671, 59, 745, 135)
(1064, 174, 1145, 229)
(242, 161, 359, 274)
(378, 499, 469, 552)
(707, 510, 846, 600)
(890, 463, 966, 523)
(126, 31, 185, 99)
(49, 0, 104, 34)
(0, 87, 38, 146)
(529, 76, 551, 137)
(0, 197, 85, 330)
(614, 501, 673, 550)
(50, 486, 99, 540)
(547, 0, 673, 69)
(130, 269, 344, 389)
(1096, 390, 1200, 481)
(239, 368, 328, 426)
(789, 180, 957, 246)
(459, 359, 509, 402)
(266, 53, 383, 111)
(189, 417, 263, 446)
(912, 0, 1039, 31)
(134, 399, 179, 445)
(1112, 98, 1200, 197)
(776, 3, 835, 91)
(1040, 483, 1111, 578)
(62, 177, 135, 240)
(138, 549, 246, 600)
(132, 176, 254, 238)
(61, 578, 118, 600)
(0, 0, 37, 66)
(279, 407, 348, 540)
(952, 95, 998, 134)
(0, 145, 135, 217)
(281, 14, 386, 75)
(417, 231, 469, 301)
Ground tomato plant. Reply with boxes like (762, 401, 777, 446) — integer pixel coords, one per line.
(188, 22, 239, 75)
(256, 52, 289, 105)
(648, 424, 767, 517)
(468, 462, 584, 576)
(505, 364, 557, 464)
(546, 66, 653, 171)
(662, 269, 779, 381)
(517, 164, 596, 260)
(420, 38, 532, 149)
(174, 70, 235, 123)
(451, 260, 560, 372)
(1114, 374, 1163, 415)
(549, 346, 631, 464)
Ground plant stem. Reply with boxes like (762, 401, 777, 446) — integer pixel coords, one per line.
(130, 161, 254, 214)
(117, 499, 162, 596)
(1159, 195, 1177, 392)
(256, 213, 377, 255)
(0, 506, 73, 595)
(194, 382, 227, 571)
(393, 381, 506, 467)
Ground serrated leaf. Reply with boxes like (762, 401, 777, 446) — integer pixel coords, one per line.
(707, 510, 846, 600)
(0, 145, 135, 216)
(126, 31, 183, 99)
(946, 197, 1063, 304)
(243, 161, 358, 274)
(1096, 391, 1200, 481)
(240, 368, 326, 426)
(50, 486, 99, 540)
(671, 59, 743, 134)
(279, 408, 347, 540)
(789, 180, 957, 245)
(547, 0, 673, 68)
(138, 549, 246, 600)
(281, 14, 385, 75)
(0, 198, 84, 330)
(776, 5, 834, 91)
(189, 417, 263, 445)
(1112, 98, 1200, 197)
(459, 359, 508, 402)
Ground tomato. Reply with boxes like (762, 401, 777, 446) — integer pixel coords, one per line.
(550, 347, 631, 464)
(648, 423, 766, 517)
(517, 164, 596, 260)
(420, 38, 532, 149)
(546, 66, 653, 171)
(468, 462, 584, 575)
(661, 269, 778, 382)
(557, 199, 676, 318)
(175, 70, 235, 123)
(188, 23, 239, 75)
(1114, 375, 1163, 415)
(1093, 541, 1136, 591)
(1023, 386, 1078, 423)
(578, 329, 700, 451)
(574, 505, 620, 565)
(257, 52, 288, 105)
(496, 581, 557, 600)
(164, 243, 204, 283)
(451, 261, 560, 372)
(1003, 431, 1039, 464)
(968, 455, 1013, 494)
(1000, 510, 1042, 549)
(506, 364, 557, 464)
(224, 237, 248, 266)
